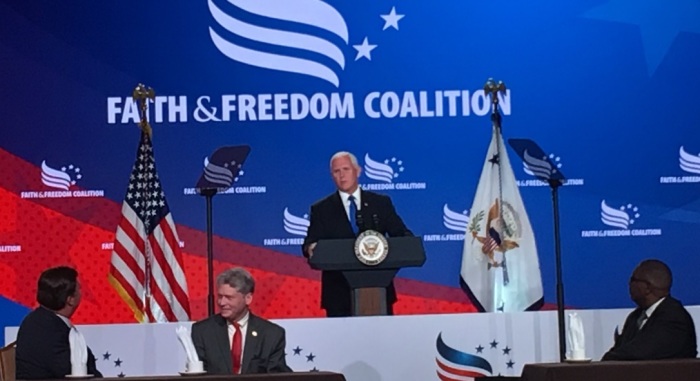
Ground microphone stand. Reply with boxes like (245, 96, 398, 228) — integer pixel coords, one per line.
(199, 187, 218, 317)
(549, 177, 566, 362)
(507, 137, 568, 362)
(194, 145, 250, 317)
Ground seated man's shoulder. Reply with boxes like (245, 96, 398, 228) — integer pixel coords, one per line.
(252, 315, 286, 333)
(192, 314, 223, 329)
(662, 297, 692, 314)
(19, 307, 55, 329)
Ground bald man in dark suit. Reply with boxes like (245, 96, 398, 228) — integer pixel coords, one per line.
(602, 259, 697, 361)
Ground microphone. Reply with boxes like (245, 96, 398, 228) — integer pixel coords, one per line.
(355, 211, 365, 234)
(372, 214, 380, 231)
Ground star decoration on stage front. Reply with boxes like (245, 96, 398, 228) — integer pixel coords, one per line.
(289, 344, 320, 372)
(436, 334, 517, 378)
(99, 350, 127, 377)
(483, 340, 516, 373)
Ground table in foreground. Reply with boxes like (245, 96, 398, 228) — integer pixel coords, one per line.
(23, 372, 345, 381)
(521, 359, 700, 381)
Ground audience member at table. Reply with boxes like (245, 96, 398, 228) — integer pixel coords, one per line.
(191, 267, 292, 374)
(602, 259, 697, 361)
(15, 266, 103, 379)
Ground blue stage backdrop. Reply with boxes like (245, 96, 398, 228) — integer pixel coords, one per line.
(1, 0, 700, 330)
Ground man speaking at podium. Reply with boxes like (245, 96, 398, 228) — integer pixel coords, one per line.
(302, 151, 412, 317)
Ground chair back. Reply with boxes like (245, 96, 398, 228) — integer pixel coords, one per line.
(0, 341, 16, 381)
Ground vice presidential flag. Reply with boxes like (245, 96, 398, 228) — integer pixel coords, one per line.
(460, 124, 543, 312)
(108, 130, 191, 322)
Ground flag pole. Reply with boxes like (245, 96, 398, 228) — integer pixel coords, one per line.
(133, 84, 154, 137)
(483, 79, 512, 286)
(483, 79, 505, 133)
(132, 83, 156, 321)
(109, 84, 192, 322)
(485, 79, 567, 361)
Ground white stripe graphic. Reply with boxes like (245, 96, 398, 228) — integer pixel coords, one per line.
(210, 28, 341, 87)
(209, 0, 348, 86)
(364, 153, 394, 183)
(443, 204, 469, 232)
(600, 200, 630, 229)
(210, 0, 345, 69)
(227, 0, 348, 41)
(283, 207, 310, 236)
(679, 146, 700, 174)
(41, 160, 72, 190)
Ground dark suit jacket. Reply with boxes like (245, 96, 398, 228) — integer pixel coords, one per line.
(602, 296, 697, 361)
(191, 313, 291, 374)
(302, 190, 412, 315)
(15, 307, 102, 380)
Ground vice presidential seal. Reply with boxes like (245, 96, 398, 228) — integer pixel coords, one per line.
(354, 230, 389, 266)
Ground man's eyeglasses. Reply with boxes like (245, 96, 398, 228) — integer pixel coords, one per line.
(629, 276, 651, 286)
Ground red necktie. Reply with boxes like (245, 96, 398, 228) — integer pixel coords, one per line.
(231, 322, 242, 374)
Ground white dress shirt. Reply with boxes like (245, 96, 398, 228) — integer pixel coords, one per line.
(640, 296, 665, 329)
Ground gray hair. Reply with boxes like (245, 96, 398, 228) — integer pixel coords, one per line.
(216, 267, 255, 294)
(329, 151, 360, 170)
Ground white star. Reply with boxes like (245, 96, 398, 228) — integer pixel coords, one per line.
(380, 7, 404, 31)
(353, 37, 377, 61)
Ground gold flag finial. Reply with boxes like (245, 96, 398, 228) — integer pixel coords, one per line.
(483, 78, 507, 108)
(483, 78, 507, 131)
(132, 83, 155, 137)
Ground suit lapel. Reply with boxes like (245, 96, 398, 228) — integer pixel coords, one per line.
(214, 316, 233, 373)
(241, 314, 261, 374)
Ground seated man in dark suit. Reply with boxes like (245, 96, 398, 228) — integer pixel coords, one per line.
(302, 151, 412, 317)
(191, 267, 292, 374)
(15, 266, 102, 379)
(602, 259, 697, 361)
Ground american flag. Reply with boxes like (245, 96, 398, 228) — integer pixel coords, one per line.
(108, 130, 191, 322)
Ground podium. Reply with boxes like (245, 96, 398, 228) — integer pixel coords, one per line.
(308, 236, 425, 316)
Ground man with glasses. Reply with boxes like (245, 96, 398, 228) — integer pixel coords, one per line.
(601, 259, 697, 360)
